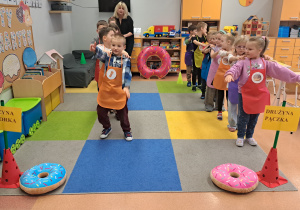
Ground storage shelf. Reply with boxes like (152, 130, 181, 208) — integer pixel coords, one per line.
(49, 11, 71, 13)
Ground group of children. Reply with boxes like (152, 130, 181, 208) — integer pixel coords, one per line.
(184, 22, 300, 147)
(90, 18, 133, 142)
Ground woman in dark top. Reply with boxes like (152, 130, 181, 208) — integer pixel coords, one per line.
(113, 1, 134, 56)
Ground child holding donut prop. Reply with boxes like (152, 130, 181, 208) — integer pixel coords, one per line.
(225, 37, 300, 147)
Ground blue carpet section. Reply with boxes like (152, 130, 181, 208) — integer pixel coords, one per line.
(63, 139, 182, 193)
(127, 93, 163, 110)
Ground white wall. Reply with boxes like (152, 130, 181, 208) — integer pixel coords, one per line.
(30, 1, 73, 58)
(71, 0, 181, 50)
(220, 0, 273, 34)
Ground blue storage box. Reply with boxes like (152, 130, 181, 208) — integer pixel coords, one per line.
(278, 26, 290, 37)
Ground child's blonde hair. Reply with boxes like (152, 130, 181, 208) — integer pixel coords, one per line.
(196, 22, 207, 31)
(234, 35, 248, 46)
(206, 31, 216, 40)
(112, 34, 126, 45)
(222, 33, 236, 45)
(248, 36, 269, 57)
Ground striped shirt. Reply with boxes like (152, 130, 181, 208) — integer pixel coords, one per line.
(95, 46, 132, 88)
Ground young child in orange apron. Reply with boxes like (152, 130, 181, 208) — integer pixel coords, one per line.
(225, 36, 300, 147)
(213, 33, 236, 120)
(94, 34, 132, 141)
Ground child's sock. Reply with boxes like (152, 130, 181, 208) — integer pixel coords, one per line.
(217, 111, 222, 120)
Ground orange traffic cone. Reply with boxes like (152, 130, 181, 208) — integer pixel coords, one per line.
(256, 148, 288, 188)
(0, 149, 23, 188)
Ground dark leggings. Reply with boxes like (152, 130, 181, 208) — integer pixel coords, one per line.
(217, 90, 228, 112)
(192, 59, 201, 86)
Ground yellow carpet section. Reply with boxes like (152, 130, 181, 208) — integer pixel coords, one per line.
(165, 111, 237, 139)
(66, 80, 98, 93)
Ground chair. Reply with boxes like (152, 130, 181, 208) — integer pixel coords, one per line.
(285, 82, 300, 107)
(22, 47, 50, 76)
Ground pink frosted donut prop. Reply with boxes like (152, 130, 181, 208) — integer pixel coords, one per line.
(137, 46, 171, 79)
(210, 163, 259, 193)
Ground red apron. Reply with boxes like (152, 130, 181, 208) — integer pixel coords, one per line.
(241, 59, 270, 114)
(97, 56, 127, 110)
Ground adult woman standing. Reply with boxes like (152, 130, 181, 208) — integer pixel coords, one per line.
(113, 1, 134, 56)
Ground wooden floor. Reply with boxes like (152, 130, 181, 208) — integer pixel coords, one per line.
(1, 72, 300, 210)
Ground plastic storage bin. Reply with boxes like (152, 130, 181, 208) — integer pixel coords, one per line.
(278, 26, 290, 37)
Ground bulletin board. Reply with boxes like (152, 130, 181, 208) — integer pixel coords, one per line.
(0, 1, 34, 93)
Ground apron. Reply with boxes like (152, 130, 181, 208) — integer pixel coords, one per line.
(201, 53, 211, 81)
(228, 79, 239, 104)
(241, 59, 270, 114)
(194, 36, 205, 68)
(97, 56, 127, 110)
(213, 58, 230, 90)
(185, 51, 193, 66)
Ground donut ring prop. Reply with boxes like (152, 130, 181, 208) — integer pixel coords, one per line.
(210, 163, 258, 193)
(137, 46, 171, 79)
(20, 163, 67, 195)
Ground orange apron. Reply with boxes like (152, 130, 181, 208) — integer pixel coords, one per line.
(97, 62, 105, 87)
(241, 59, 270, 114)
(97, 56, 127, 110)
(213, 58, 230, 90)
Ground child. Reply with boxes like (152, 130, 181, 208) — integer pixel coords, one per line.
(201, 31, 216, 99)
(91, 20, 109, 88)
(108, 16, 116, 25)
(94, 34, 133, 141)
(205, 31, 225, 112)
(225, 36, 300, 147)
(92, 20, 108, 45)
(90, 27, 115, 87)
(225, 35, 248, 132)
(109, 23, 121, 34)
(214, 33, 236, 120)
(191, 22, 208, 92)
(184, 25, 197, 87)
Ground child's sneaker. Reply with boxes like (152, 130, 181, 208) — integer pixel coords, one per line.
(124, 132, 133, 141)
(192, 85, 196, 91)
(200, 94, 205, 99)
(217, 112, 222, 120)
(228, 127, 236, 132)
(187, 82, 191, 87)
(236, 138, 244, 147)
(246, 138, 257, 146)
(100, 127, 112, 139)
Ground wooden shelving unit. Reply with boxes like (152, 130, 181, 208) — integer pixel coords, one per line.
(132, 37, 182, 75)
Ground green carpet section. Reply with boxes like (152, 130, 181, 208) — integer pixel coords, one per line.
(156, 81, 201, 93)
(27, 111, 98, 141)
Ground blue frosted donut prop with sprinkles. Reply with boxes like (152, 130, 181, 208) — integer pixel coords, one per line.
(137, 46, 171, 79)
(19, 163, 67, 195)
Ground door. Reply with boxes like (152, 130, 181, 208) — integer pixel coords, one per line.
(280, 0, 300, 20)
(182, 0, 202, 19)
(201, 0, 222, 20)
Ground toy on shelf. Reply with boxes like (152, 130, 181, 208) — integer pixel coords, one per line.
(143, 25, 175, 37)
(137, 46, 171, 79)
(223, 25, 238, 33)
(168, 29, 181, 37)
(242, 15, 263, 36)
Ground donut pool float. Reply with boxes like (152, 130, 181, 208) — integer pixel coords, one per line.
(210, 163, 258, 193)
(137, 46, 171, 79)
(20, 163, 66, 195)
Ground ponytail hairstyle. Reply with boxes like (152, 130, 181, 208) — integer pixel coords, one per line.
(248, 36, 269, 57)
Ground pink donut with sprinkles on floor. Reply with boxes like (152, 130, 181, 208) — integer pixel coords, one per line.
(210, 163, 258, 193)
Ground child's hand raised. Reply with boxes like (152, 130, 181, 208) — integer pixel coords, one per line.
(89, 42, 96, 52)
(122, 51, 131, 58)
(237, 55, 246, 60)
(225, 75, 234, 83)
(123, 87, 130, 99)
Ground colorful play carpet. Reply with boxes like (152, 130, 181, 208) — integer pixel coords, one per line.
(0, 81, 297, 195)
